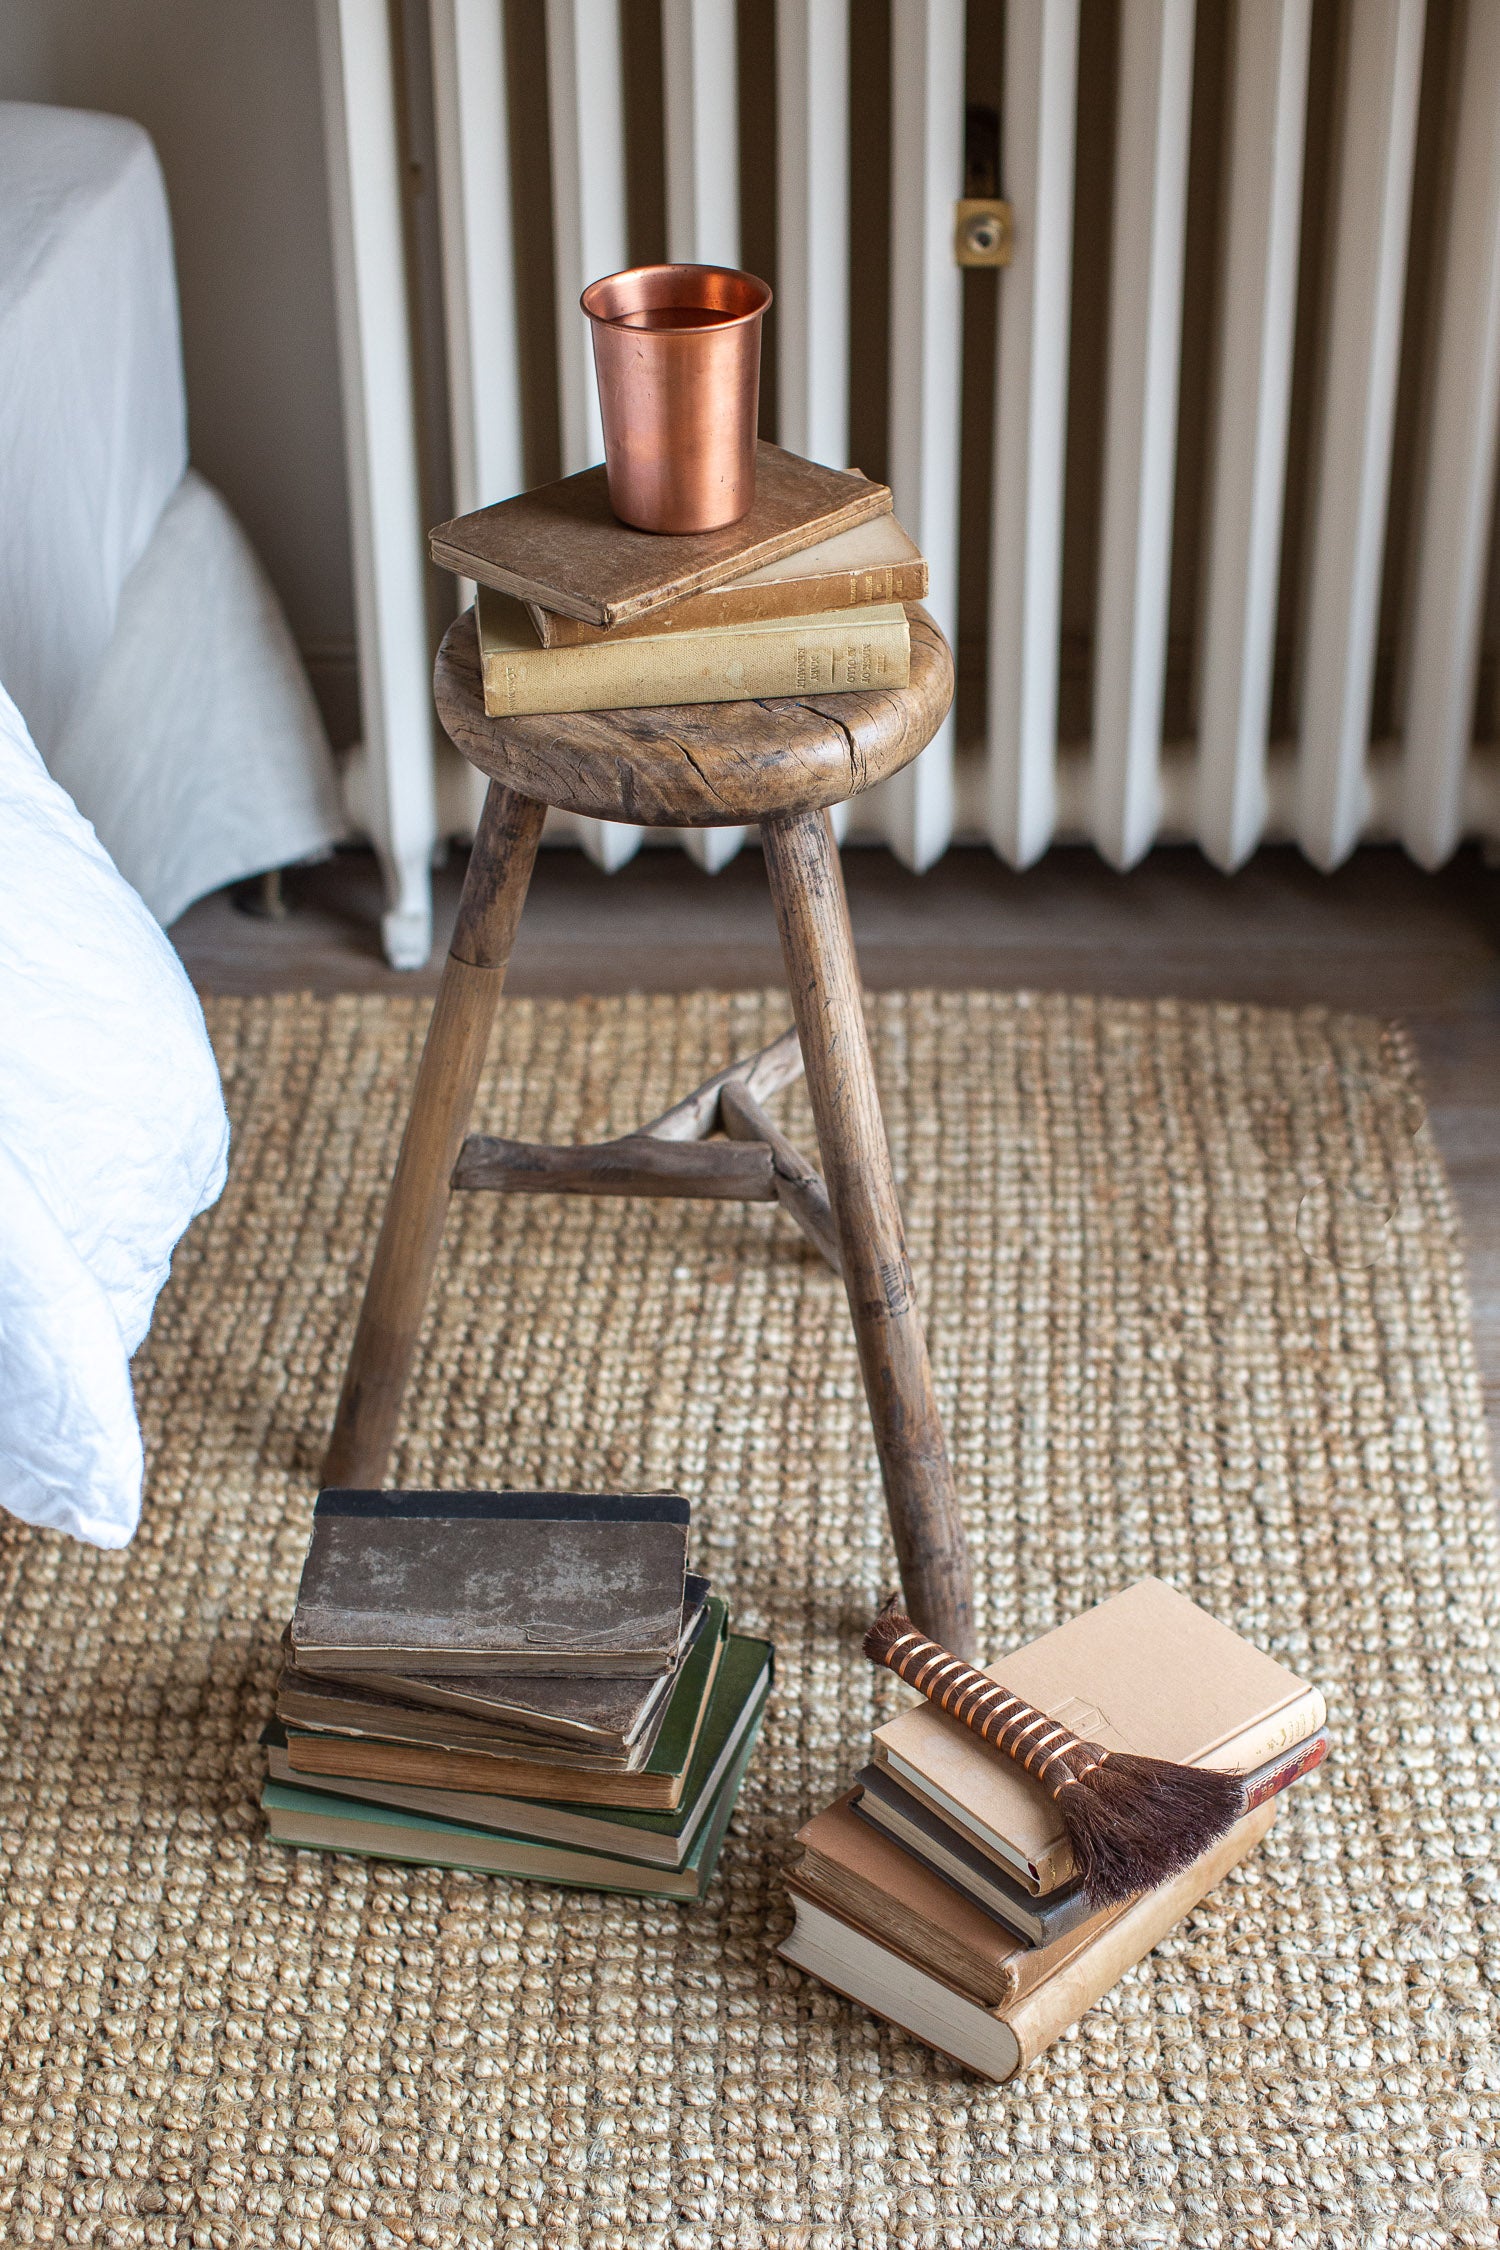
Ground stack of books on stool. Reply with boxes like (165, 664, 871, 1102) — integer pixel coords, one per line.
(780, 1579, 1329, 2082)
(261, 1489, 771, 1901)
(429, 441, 925, 715)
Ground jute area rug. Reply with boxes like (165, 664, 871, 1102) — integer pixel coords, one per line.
(1, 990, 1497, 2250)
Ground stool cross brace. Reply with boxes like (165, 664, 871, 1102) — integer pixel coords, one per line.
(323, 780, 974, 1653)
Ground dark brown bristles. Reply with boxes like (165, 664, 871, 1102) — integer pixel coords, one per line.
(864, 1598, 1247, 1908)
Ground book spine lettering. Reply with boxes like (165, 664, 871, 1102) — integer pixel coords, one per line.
(481, 614, 910, 717)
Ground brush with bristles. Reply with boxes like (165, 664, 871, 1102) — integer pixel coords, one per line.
(863, 1598, 1248, 1909)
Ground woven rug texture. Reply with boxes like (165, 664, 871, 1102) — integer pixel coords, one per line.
(0, 989, 1496, 2250)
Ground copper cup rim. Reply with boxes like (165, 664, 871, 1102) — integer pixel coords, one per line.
(580, 262, 772, 334)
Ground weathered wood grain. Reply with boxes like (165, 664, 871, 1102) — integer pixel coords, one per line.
(761, 806, 975, 1652)
(720, 1080, 842, 1274)
(452, 1133, 776, 1200)
(433, 605, 953, 827)
(640, 1025, 805, 1141)
(428, 442, 890, 627)
(322, 783, 546, 1488)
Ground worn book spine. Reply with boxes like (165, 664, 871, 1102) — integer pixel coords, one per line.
(1242, 1725, 1330, 1806)
(479, 607, 911, 718)
(787, 1850, 1120, 2012)
(527, 559, 929, 647)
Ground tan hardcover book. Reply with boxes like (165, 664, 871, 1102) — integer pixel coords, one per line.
(778, 1800, 1276, 2083)
(873, 1579, 1325, 1895)
(527, 516, 928, 646)
(787, 1794, 1121, 2008)
(430, 444, 892, 629)
(476, 588, 909, 718)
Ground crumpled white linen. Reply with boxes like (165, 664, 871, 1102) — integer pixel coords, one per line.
(0, 682, 228, 1547)
(0, 100, 347, 924)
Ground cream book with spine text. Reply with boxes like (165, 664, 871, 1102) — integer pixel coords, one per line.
(872, 1578, 1324, 1895)
(476, 588, 910, 718)
(780, 1800, 1277, 2084)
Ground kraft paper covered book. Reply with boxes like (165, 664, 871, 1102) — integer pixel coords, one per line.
(872, 1578, 1324, 1895)
(289, 1489, 692, 1678)
(779, 1800, 1277, 2084)
(476, 588, 910, 718)
(429, 443, 892, 628)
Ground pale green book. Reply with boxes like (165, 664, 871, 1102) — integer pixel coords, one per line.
(261, 1681, 768, 1902)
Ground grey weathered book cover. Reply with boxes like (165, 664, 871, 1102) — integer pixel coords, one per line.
(283, 1577, 711, 1756)
(349, 1574, 712, 1744)
(290, 1490, 691, 1676)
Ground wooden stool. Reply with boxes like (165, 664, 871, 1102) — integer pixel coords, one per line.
(323, 604, 975, 1653)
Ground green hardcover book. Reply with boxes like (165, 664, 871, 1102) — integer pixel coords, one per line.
(267, 1628, 772, 1869)
(261, 1673, 768, 1902)
(282, 1599, 732, 1813)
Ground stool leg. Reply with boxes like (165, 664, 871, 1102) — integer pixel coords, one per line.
(322, 784, 547, 1487)
(761, 807, 975, 1654)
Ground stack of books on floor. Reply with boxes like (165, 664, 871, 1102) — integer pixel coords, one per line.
(428, 440, 926, 716)
(780, 1579, 1329, 2082)
(261, 1488, 772, 1901)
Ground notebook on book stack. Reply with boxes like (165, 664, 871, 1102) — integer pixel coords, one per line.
(780, 1579, 1329, 2081)
(429, 442, 928, 718)
(262, 1489, 772, 1901)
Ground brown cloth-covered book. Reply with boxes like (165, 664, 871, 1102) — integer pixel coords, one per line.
(290, 1573, 713, 1752)
(526, 515, 928, 646)
(428, 444, 891, 629)
(290, 1489, 692, 1678)
(284, 1603, 729, 1813)
(787, 1793, 1119, 2008)
(873, 1578, 1325, 1895)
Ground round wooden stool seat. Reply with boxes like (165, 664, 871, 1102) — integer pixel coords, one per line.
(433, 602, 953, 827)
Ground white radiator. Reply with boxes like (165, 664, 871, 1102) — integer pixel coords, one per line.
(318, 0, 1500, 968)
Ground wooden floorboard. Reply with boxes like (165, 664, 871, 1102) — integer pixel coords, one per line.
(172, 843, 1499, 1467)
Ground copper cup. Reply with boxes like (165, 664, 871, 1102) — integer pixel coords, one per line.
(581, 263, 772, 534)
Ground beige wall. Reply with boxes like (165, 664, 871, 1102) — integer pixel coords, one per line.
(1, 2, 360, 745)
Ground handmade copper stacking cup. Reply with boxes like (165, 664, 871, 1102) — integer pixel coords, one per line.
(581, 263, 772, 534)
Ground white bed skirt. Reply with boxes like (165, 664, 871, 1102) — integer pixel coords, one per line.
(45, 469, 348, 927)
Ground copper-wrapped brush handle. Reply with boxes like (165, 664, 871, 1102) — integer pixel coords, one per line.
(876, 1615, 1105, 1800)
(865, 1597, 1252, 1909)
